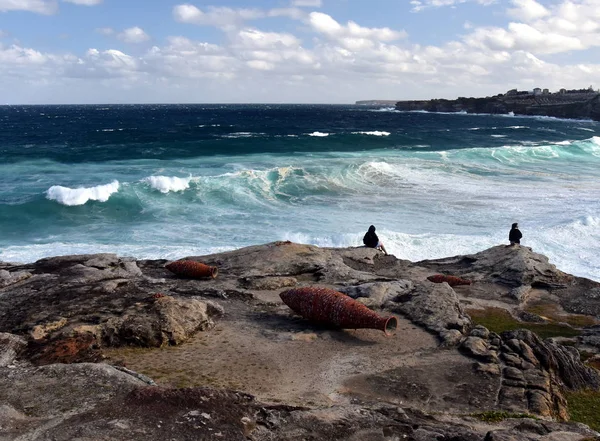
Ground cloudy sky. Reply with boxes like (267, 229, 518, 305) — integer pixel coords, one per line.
(0, 0, 599, 104)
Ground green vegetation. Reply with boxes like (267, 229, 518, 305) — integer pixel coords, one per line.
(565, 390, 600, 431)
(471, 410, 536, 423)
(467, 307, 581, 339)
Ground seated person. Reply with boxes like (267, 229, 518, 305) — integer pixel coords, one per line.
(509, 222, 522, 246)
(363, 225, 388, 255)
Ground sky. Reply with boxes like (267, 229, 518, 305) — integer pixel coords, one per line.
(0, 0, 599, 104)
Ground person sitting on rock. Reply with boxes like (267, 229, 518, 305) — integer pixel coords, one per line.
(509, 222, 522, 246)
(363, 225, 388, 255)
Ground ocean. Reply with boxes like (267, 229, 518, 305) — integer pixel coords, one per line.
(1, 104, 599, 281)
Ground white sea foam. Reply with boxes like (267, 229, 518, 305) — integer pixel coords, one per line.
(308, 131, 330, 137)
(508, 126, 528, 129)
(46, 180, 120, 206)
(491, 135, 507, 138)
(578, 127, 595, 132)
(352, 131, 391, 136)
(142, 176, 192, 193)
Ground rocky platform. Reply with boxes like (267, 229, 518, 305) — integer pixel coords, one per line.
(1, 242, 600, 440)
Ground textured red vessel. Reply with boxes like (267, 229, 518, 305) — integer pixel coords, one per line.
(280, 287, 397, 335)
(165, 260, 218, 279)
(427, 274, 471, 287)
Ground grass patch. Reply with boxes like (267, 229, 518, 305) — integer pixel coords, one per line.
(471, 410, 537, 423)
(525, 301, 598, 328)
(467, 307, 581, 339)
(566, 390, 600, 431)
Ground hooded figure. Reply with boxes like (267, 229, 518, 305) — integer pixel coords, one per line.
(363, 225, 388, 254)
(509, 222, 522, 245)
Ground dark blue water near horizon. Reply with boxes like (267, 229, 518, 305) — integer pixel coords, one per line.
(1, 104, 595, 163)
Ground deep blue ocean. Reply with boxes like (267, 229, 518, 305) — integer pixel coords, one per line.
(1, 104, 599, 281)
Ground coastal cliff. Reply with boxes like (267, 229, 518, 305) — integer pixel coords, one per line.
(1, 243, 600, 439)
(394, 90, 600, 121)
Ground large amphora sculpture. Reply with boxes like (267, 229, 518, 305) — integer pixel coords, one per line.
(165, 260, 218, 279)
(280, 287, 397, 335)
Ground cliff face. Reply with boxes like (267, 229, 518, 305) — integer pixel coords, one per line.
(395, 93, 600, 121)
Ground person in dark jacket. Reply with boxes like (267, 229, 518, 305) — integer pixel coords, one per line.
(509, 222, 522, 245)
(363, 225, 388, 255)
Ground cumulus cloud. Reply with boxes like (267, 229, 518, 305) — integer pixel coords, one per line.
(117, 27, 150, 44)
(62, 0, 102, 5)
(0, 0, 57, 14)
(309, 12, 406, 42)
(410, 0, 496, 12)
(173, 5, 264, 29)
(507, 0, 549, 21)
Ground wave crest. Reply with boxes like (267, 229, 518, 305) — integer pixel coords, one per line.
(142, 176, 192, 193)
(46, 180, 120, 206)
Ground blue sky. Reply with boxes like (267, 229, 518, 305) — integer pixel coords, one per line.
(0, 0, 599, 103)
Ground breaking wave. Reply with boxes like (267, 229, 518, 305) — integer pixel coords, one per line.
(142, 176, 192, 193)
(45, 180, 120, 206)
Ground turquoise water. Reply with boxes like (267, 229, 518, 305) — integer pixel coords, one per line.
(1, 104, 599, 281)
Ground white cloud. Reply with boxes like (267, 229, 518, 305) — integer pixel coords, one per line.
(0, 0, 57, 14)
(309, 12, 406, 42)
(411, 0, 496, 12)
(62, 0, 102, 5)
(291, 0, 322, 7)
(507, 0, 549, 21)
(173, 4, 264, 29)
(117, 27, 150, 44)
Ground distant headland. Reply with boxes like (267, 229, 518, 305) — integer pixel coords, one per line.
(357, 87, 600, 121)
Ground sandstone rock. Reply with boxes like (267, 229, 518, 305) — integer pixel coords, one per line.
(103, 296, 217, 347)
(510, 285, 533, 302)
(461, 336, 498, 362)
(0, 333, 26, 366)
(439, 329, 464, 347)
(418, 245, 572, 288)
(340, 280, 413, 309)
(484, 430, 538, 441)
(0, 269, 32, 287)
(240, 276, 297, 290)
(471, 325, 491, 339)
(30, 317, 68, 340)
(389, 282, 471, 335)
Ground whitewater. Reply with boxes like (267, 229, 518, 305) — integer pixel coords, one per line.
(0, 104, 599, 281)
